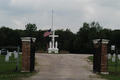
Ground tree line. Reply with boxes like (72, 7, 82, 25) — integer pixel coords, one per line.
(0, 22, 120, 53)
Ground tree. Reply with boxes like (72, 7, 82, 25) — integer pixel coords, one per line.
(25, 23, 37, 36)
(73, 22, 104, 53)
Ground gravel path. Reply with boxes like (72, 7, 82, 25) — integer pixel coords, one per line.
(23, 53, 107, 80)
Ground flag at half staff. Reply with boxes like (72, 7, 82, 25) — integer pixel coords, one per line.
(44, 29, 52, 37)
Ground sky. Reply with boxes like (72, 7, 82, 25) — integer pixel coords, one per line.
(0, 0, 120, 33)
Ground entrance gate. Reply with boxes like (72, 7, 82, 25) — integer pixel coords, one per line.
(30, 38, 36, 72)
(93, 39, 102, 73)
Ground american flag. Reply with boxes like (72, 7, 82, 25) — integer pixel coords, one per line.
(44, 29, 52, 37)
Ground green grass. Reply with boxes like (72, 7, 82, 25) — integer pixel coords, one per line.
(0, 54, 36, 80)
(108, 56, 120, 73)
(88, 56, 120, 80)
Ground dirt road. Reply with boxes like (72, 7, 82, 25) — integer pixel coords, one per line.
(23, 53, 107, 80)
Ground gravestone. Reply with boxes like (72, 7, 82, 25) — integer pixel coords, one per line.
(112, 57, 115, 62)
(118, 55, 120, 60)
(113, 53, 116, 58)
(5, 55, 9, 62)
(8, 52, 12, 57)
(14, 51, 18, 58)
(108, 53, 111, 59)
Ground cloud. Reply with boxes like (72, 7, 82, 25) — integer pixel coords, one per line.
(0, 0, 120, 33)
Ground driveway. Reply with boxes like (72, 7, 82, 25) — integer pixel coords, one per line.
(23, 53, 107, 80)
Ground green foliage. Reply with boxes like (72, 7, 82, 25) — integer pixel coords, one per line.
(0, 22, 120, 53)
(25, 23, 37, 37)
(56, 29, 75, 52)
(0, 54, 35, 80)
(73, 21, 112, 53)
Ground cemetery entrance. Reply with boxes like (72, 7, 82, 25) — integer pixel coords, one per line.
(0, 46, 20, 73)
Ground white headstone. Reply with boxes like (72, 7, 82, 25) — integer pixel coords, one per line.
(5, 55, 9, 61)
(0, 50, 1, 55)
(14, 51, 18, 58)
(118, 55, 120, 60)
(108, 53, 111, 59)
(112, 57, 115, 62)
(8, 52, 12, 56)
(113, 53, 116, 57)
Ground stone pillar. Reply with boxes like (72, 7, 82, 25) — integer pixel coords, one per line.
(93, 39, 109, 74)
(21, 37, 36, 72)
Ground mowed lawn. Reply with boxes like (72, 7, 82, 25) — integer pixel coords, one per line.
(88, 56, 120, 80)
(0, 53, 35, 80)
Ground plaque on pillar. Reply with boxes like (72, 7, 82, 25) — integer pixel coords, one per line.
(111, 45, 115, 50)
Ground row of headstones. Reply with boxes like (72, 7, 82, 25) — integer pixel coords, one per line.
(108, 53, 120, 62)
(0, 50, 18, 61)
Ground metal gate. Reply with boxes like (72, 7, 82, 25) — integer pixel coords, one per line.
(107, 45, 120, 73)
(93, 39, 102, 73)
(30, 38, 36, 72)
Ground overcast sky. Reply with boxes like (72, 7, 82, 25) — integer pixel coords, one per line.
(0, 0, 120, 33)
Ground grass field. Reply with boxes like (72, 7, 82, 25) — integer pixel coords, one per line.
(0, 53, 36, 80)
(88, 56, 120, 80)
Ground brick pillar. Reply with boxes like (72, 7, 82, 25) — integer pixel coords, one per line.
(93, 39, 109, 74)
(21, 37, 36, 72)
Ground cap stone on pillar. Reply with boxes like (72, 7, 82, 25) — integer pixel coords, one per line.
(21, 37, 36, 42)
(93, 39, 109, 44)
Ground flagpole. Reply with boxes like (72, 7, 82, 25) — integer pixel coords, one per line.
(52, 10, 54, 49)
(52, 10, 53, 33)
